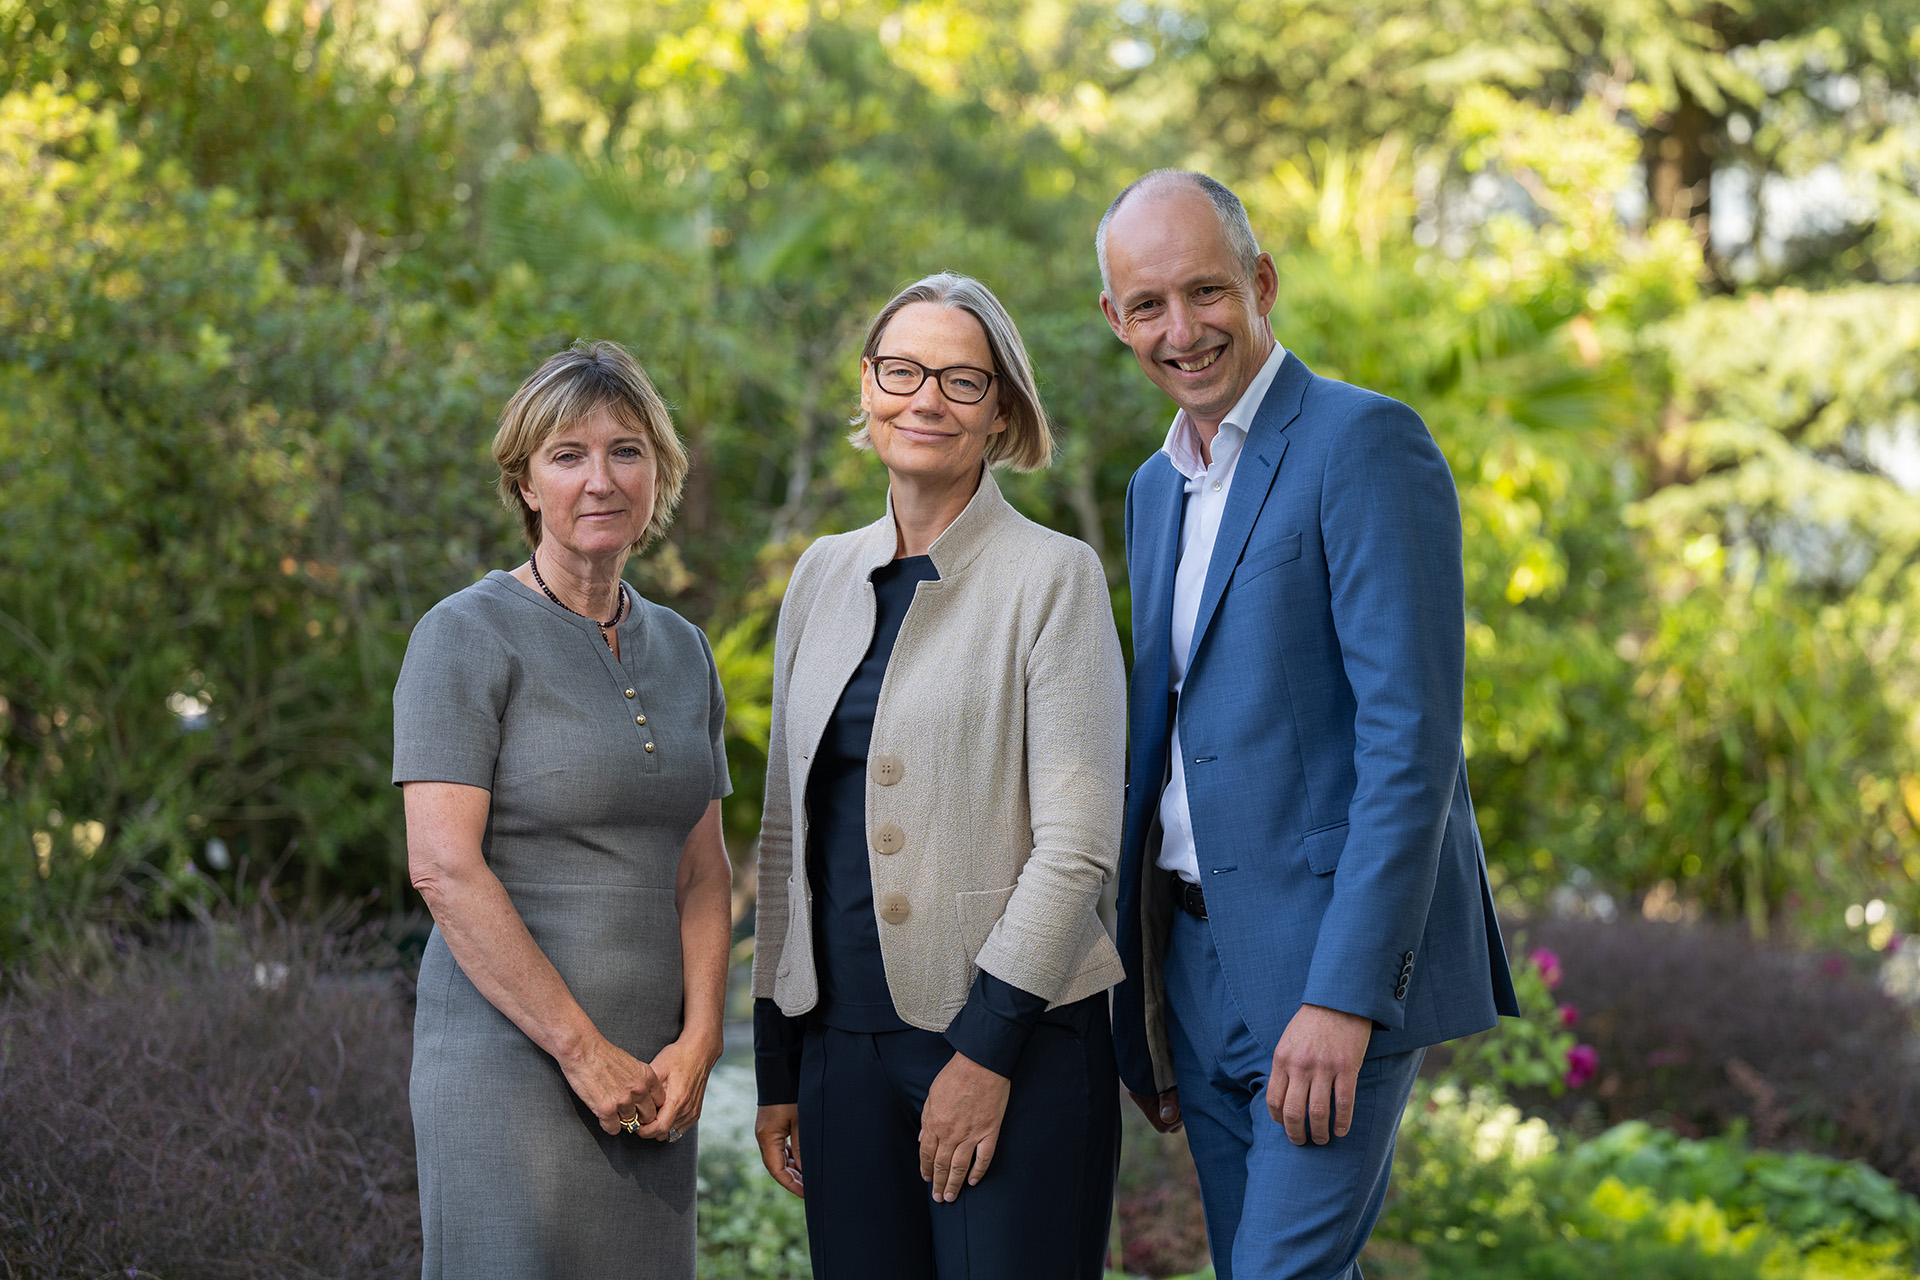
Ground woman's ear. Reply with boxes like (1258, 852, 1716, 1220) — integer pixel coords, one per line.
(518, 473, 542, 512)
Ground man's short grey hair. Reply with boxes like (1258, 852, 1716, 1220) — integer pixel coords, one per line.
(1096, 170, 1261, 295)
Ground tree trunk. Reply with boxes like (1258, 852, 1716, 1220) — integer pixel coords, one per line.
(1645, 88, 1717, 242)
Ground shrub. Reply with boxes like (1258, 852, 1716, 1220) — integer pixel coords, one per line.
(0, 922, 421, 1278)
(1435, 937, 1585, 1096)
(1567, 1121, 1920, 1259)
(1518, 916, 1920, 1190)
(1381, 1084, 1920, 1280)
(0, 928, 819, 1280)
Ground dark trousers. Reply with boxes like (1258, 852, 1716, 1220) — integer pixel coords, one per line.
(795, 995, 1120, 1280)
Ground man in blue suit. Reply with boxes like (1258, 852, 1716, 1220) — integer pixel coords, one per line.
(1098, 170, 1519, 1279)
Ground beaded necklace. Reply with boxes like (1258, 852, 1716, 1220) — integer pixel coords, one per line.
(528, 550, 627, 650)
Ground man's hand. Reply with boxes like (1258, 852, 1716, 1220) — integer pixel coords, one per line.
(1128, 1086, 1183, 1134)
(918, 1051, 1012, 1202)
(1267, 1003, 1372, 1145)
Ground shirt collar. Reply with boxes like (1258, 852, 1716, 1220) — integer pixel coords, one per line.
(1160, 342, 1289, 481)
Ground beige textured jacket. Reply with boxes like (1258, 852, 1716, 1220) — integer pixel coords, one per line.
(750, 471, 1127, 1031)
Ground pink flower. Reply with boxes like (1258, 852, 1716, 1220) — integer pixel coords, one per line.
(1529, 947, 1563, 991)
(1565, 1044, 1598, 1089)
(1557, 1003, 1580, 1028)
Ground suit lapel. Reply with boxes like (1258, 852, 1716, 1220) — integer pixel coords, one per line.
(1132, 456, 1186, 699)
(1186, 353, 1310, 664)
(1124, 456, 1186, 843)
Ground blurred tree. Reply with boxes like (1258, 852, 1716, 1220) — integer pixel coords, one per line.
(0, 86, 523, 959)
(1, 0, 1916, 963)
(0, 0, 474, 272)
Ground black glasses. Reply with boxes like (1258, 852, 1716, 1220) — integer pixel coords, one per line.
(869, 356, 998, 405)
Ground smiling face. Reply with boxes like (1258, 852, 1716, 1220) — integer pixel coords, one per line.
(517, 404, 657, 564)
(860, 302, 1008, 488)
(1099, 182, 1279, 432)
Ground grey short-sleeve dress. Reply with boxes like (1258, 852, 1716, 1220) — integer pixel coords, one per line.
(393, 569, 731, 1280)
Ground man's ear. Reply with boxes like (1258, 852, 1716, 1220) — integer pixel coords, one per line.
(1253, 252, 1280, 318)
(1099, 292, 1128, 343)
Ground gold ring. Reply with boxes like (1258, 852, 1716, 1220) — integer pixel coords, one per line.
(619, 1112, 641, 1135)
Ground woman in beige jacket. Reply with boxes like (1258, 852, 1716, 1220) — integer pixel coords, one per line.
(751, 273, 1126, 1280)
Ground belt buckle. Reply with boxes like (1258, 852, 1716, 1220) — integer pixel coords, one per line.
(1172, 873, 1206, 920)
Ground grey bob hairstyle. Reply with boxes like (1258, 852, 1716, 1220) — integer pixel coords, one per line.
(849, 272, 1053, 473)
(492, 340, 690, 552)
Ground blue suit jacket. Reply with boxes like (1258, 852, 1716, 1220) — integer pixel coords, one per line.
(1114, 352, 1519, 1097)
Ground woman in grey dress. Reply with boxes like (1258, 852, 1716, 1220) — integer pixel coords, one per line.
(394, 340, 733, 1279)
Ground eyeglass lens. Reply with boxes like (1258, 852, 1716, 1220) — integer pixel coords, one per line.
(873, 358, 994, 404)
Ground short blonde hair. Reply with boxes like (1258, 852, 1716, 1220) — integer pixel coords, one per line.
(492, 341, 690, 552)
(850, 273, 1053, 472)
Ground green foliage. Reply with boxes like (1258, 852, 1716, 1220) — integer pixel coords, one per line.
(2, 0, 1919, 967)
(1619, 286, 1920, 938)
(1568, 1121, 1920, 1259)
(1437, 942, 1579, 1096)
(1380, 1084, 1920, 1279)
(696, 1148, 811, 1280)
(0, 85, 523, 958)
(0, 0, 468, 266)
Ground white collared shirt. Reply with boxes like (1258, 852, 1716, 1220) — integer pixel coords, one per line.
(1157, 343, 1289, 884)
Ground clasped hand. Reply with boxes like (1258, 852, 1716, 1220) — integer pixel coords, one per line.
(561, 1030, 720, 1140)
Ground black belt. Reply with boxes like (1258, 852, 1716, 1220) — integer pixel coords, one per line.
(1170, 872, 1207, 920)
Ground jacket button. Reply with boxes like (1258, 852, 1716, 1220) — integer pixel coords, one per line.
(871, 753, 904, 786)
(1395, 983, 1409, 999)
(625, 688, 636, 699)
(873, 821, 905, 855)
(1404, 951, 1415, 963)
(879, 892, 910, 925)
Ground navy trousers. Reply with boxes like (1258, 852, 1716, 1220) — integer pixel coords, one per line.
(1165, 910, 1424, 1280)
(795, 995, 1119, 1280)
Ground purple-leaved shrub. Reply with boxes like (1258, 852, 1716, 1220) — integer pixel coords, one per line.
(1520, 916, 1920, 1191)
(0, 921, 421, 1278)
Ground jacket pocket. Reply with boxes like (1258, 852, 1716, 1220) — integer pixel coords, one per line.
(1300, 820, 1349, 875)
(1234, 532, 1303, 586)
(954, 884, 1018, 960)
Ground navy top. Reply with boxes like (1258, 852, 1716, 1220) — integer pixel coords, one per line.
(755, 554, 1046, 1105)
